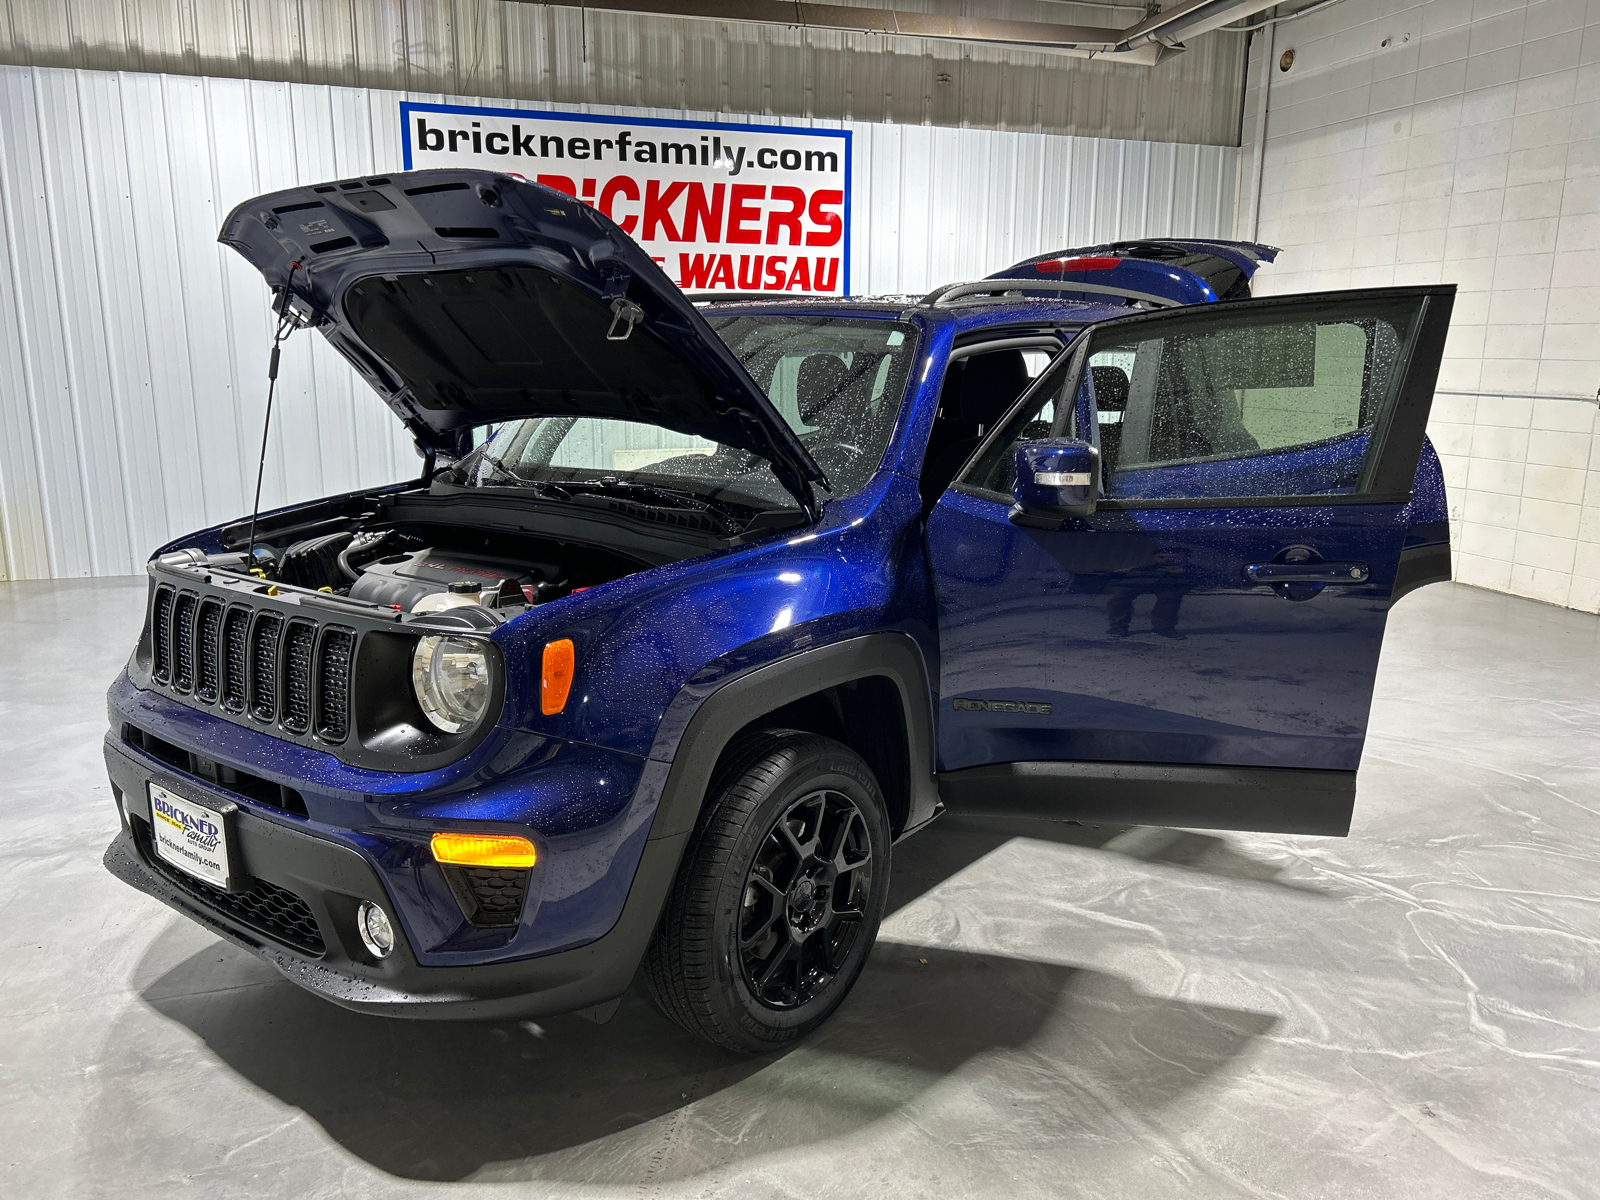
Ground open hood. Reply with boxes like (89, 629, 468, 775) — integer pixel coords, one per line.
(219, 169, 827, 516)
(987, 240, 1280, 307)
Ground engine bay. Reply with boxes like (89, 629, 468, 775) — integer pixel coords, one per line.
(303, 523, 644, 613)
(165, 507, 654, 620)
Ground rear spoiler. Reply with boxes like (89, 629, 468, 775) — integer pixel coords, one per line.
(986, 239, 1280, 307)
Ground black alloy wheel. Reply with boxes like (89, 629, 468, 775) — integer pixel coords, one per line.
(739, 787, 874, 1009)
(644, 729, 891, 1052)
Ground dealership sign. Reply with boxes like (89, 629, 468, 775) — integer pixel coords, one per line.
(401, 102, 851, 296)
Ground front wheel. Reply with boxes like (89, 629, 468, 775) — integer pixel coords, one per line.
(643, 730, 891, 1052)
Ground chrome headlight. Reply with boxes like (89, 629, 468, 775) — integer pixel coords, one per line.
(411, 636, 492, 734)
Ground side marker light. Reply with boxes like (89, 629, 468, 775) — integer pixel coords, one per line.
(431, 832, 537, 868)
(541, 638, 576, 715)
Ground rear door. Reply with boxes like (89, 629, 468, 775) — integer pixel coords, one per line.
(926, 287, 1454, 835)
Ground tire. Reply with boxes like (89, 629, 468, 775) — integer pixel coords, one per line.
(643, 728, 892, 1053)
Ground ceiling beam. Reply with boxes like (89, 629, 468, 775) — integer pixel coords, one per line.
(519, 0, 1265, 64)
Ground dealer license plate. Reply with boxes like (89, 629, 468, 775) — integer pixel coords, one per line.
(148, 783, 231, 889)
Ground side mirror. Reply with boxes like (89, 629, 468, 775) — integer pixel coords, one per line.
(1010, 439, 1099, 526)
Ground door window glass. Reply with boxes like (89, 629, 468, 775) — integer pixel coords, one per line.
(962, 296, 1425, 503)
(1092, 306, 1410, 500)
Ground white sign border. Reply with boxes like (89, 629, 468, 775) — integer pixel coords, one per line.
(399, 100, 853, 295)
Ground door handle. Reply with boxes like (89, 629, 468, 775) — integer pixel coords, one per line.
(1245, 561, 1370, 584)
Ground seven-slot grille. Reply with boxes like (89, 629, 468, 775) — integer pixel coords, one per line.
(316, 629, 355, 742)
(149, 583, 355, 744)
(249, 613, 283, 722)
(281, 621, 316, 734)
(194, 599, 224, 703)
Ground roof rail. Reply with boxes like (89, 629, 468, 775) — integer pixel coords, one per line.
(919, 278, 1181, 309)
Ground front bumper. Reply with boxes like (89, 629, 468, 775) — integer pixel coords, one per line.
(104, 742, 686, 1021)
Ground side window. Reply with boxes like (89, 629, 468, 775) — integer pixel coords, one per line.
(959, 295, 1426, 504)
(1015, 350, 1062, 440)
(1096, 307, 1410, 501)
(1019, 349, 1055, 378)
(1228, 323, 1370, 451)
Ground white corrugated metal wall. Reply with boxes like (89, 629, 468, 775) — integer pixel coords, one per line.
(0, 0, 1249, 146)
(0, 63, 1239, 581)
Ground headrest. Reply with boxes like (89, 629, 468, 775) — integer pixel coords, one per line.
(956, 350, 1031, 426)
(1091, 365, 1130, 412)
(796, 354, 850, 423)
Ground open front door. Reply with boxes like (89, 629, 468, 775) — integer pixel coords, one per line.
(926, 286, 1454, 835)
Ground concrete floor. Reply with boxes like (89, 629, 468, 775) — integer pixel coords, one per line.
(2, 578, 1598, 1199)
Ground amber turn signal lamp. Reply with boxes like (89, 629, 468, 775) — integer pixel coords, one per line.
(541, 638, 576, 715)
(431, 832, 537, 868)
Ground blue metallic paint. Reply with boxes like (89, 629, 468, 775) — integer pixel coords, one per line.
(1403, 436, 1451, 550)
(1000, 257, 1221, 306)
(108, 423, 946, 968)
(1110, 431, 1371, 501)
(109, 671, 652, 964)
(1013, 440, 1100, 517)
(928, 489, 1429, 773)
(105, 285, 1449, 1000)
(927, 286, 1453, 779)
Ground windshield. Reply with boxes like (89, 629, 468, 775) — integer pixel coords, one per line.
(441, 315, 919, 514)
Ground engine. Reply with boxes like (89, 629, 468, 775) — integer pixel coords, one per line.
(346, 548, 561, 610)
(247, 524, 633, 614)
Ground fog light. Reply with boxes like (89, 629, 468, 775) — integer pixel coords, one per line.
(357, 901, 395, 958)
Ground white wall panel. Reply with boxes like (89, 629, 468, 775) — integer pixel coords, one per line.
(78, 69, 168, 577)
(1240, 0, 1600, 614)
(0, 0, 1249, 147)
(0, 63, 1238, 580)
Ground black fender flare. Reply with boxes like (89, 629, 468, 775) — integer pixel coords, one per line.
(597, 632, 941, 1000)
(646, 630, 940, 844)
(398, 631, 942, 1017)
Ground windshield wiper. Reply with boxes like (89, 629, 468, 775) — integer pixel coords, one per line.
(567, 477, 749, 514)
(465, 451, 572, 501)
(563, 477, 764, 533)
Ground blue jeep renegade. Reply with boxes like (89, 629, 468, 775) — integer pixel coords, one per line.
(103, 170, 1454, 1051)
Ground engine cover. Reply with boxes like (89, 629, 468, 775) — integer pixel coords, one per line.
(348, 549, 547, 610)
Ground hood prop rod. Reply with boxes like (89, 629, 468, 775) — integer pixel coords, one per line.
(244, 261, 306, 567)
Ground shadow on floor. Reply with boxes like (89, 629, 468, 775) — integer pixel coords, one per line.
(1098, 826, 1332, 894)
(133, 932, 1274, 1183)
(127, 817, 1280, 1183)
(897, 812, 1329, 902)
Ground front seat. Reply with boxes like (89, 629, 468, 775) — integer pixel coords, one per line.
(795, 354, 850, 427)
(1091, 364, 1130, 486)
(920, 349, 1033, 506)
